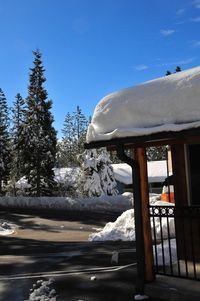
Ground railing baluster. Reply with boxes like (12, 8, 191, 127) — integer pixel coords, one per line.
(166, 209, 173, 275)
(149, 205, 200, 281)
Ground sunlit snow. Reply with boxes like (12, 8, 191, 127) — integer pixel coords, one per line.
(87, 66, 200, 142)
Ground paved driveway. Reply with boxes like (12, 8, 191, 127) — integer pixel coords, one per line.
(0, 208, 138, 301)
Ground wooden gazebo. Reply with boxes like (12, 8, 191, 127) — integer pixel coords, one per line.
(85, 66, 200, 293)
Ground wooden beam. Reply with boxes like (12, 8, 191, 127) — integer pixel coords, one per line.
(85, 127, 200, 150)
(135, 147, 155, 282)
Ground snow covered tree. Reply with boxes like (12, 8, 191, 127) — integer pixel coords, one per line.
(98, 148, 118, 196)
(24, 50, 57, 196)
(78, 149, 104, 197)
(0, 89, 10, 195)
(8, 93, 26, 195)
(78, 148, 118, 197)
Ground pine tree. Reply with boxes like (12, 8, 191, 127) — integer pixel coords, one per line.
(60, 112, 76, 167)
(58, 107, 88, 167)
(175, 66, 181, 73)
(78, 149, 104, 197)
(8, 93, 26, 195)
(0, 89, 10, 195)
(98, 149, 118, 196)
(24, 50, 57, 196)
(72, 106, 88, 156)
(146, 146, 166, 161)
(78, 148, 118, 197)
(166, 70, 171, 76)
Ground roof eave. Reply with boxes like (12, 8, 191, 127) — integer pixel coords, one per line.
(85, 127, 200, 150)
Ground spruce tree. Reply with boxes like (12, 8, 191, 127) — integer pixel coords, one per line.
(60, 112, 76, 166)
(0, 89, 10, 195)
(73, 106, 88, 156)
(175, 66, 181, 73)
(24, 50, 57, 196)
(8, 93, 26, 195)
(98, 149, 118, 196)
(166, 70, 171, 76)
(58, 106, 88, 167)
(78, 148, 118, 197)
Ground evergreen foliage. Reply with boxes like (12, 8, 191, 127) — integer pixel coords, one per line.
(175, 66, 181, 73)
(78, 148, 118, 197)
(57, 106, 88, 167)
(146, 146, 166, 161)
(8, 93, 26, 195)
(166, 70, 171, 76)
(0, 89, 10, 195)
(24, 50, 57, 196)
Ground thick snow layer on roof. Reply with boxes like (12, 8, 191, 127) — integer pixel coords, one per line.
(87, 66, 200, 143)
(112, 161, 168, 185)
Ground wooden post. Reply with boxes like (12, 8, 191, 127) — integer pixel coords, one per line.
(135, 147, 155, 282)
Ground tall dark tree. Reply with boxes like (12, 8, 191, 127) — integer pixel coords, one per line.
(58, 107, 88, 167)
(0, 89, 10, 195)
(73, 105, 88, 155)
(11, 93, 26, 175)
(59, 112, 75, 167)
(175, 66, 181, 73)
(24, 50, 57, 196)
(166, 70, 171, 76)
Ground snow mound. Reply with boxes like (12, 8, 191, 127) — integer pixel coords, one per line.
(0, 220, 16, 236)
(89, 208, 135, 241)
(89, 200, 175, 241)
(26, 278, 57, 301)
(87, 66, 200, 143)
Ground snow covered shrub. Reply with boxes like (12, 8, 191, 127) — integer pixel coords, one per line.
(78, 148, 118, 197)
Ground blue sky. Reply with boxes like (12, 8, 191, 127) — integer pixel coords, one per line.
(1, 0, 200, 137)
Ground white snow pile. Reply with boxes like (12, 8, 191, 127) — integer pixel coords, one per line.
(0, 220, 16, 236)
(89, 198, 174, 241)
(89, 197, 177, 266)
(0, 193, 133, 212)
(26, 278, 57, 301)
(87, 66, 200, 143)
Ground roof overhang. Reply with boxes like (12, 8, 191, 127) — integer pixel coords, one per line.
(85, 127, 200, 150)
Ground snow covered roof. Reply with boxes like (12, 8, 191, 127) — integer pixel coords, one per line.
(16, 167, 80, 188)
(87, 66, 200, 143)
(112, 160, 168, 185)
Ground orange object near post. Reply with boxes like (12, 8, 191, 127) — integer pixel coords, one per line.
(161, 185, 175, 203)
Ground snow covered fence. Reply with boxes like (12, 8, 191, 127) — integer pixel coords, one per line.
(0, 193, 133, 213)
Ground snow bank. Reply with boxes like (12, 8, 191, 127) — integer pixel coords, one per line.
(0, 193, 133, 213)
(89, 199, 174, 241)
(87, 66, 200, 143)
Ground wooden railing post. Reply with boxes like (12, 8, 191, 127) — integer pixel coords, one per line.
(135, 147, 155, 282)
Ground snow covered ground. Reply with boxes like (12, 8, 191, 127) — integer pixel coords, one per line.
(0, 193, 133, 212)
